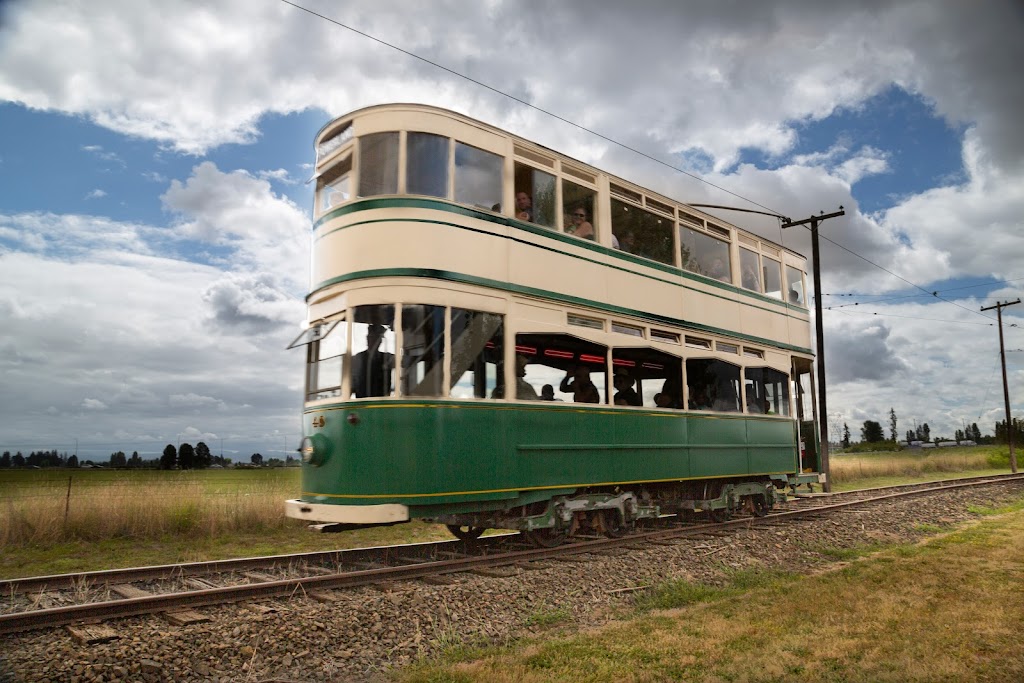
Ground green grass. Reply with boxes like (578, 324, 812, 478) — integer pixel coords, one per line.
(397, 501, 1024, 683)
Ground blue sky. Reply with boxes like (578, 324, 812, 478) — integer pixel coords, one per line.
(1, 0, 1022, 459)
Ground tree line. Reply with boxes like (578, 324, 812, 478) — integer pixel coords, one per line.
(1, 443, 297, 469)
(840, 407, 996, 448)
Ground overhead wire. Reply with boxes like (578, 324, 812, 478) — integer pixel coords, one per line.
(279, 0, 1001, 325)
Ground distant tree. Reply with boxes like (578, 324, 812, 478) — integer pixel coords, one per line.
(917, 423, 931, 442)
(160, 444, 177, 470)
(178, 443, 196, 470)
(195, 442, 212, 469)
(250, 453, 263, 466)
(67, 454, 79, 468)
(888, 408, 898, 442)
(0, 451, 9, 469)
(109, 451, 127, 468)
(128, 451, 142, 468)
(12, 452, 25, 468)
(971, 423, 982, 442)
(955, 429, 964, 442)
(905, 429, 914, 443)
(861, 420, 885, 443)
(842, 423, 851, 448)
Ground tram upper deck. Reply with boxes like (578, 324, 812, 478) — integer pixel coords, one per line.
(309, 104, 811, 355)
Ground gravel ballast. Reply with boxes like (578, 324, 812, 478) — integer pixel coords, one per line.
(1, 482, 1021, 683)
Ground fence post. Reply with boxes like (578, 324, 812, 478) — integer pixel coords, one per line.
(64, 476, 72, 529)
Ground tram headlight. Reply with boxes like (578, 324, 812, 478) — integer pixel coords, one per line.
(298, 434, 330, 467)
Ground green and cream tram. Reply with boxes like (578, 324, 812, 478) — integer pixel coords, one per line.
(285, 103, 823, 544)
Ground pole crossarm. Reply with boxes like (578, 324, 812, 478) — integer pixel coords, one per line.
(780, 208, 846, 229)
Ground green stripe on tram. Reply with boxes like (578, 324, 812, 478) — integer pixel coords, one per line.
(311, 197, 807, 314)
(309, 267, 812, 355)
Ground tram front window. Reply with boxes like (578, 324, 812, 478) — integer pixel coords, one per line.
(350, 305, 395, 398)
(450, 309, 503, 399)
(402, 304, 446, 397)
(358, 132, 399, 197)
(407, 132, 449, 198)
(786, 265, 806, 305)
(455, 143, 503, 211)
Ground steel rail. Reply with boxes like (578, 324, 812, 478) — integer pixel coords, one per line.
(3, 473, 1022, 635)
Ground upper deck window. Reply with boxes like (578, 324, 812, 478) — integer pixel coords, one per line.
(563, 179, 597, 241)
(680, 225, 732, 283)
(739, 247, 761, 292)
(763, 258, 782, 299)
(317, 122, 352, 161)
(611, 199, 674, 265)
(317, 155, 351, 214)
(454, 142, 503, 211)
(514, 162, 556, 229)
(358, 132, 399, 197)
(786, 265, 806, 305)
(407, 132, 449, 198)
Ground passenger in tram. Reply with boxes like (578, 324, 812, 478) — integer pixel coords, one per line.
(568, 207, 594, 240)
(746, 393, 765, 413)
(540, 384, 560, 401)
(616, 230, 637, 254)
(656, 378, 683, 409)
(613, 368, 642, 406)
(687, 387, 711, 410)
(350, 324, 394, 398)
(515, 191, 533, 222)
(560, 365, 600, 403)
(514, 354, 539, 400)
(711, 382, 739, 412)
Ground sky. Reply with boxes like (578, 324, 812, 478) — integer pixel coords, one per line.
(1, 0, 1023, 460)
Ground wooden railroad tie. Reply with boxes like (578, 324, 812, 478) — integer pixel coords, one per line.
(67, 624, 120, 645)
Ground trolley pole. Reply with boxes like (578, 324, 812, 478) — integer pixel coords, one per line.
(981, 298, 1020, 473)
(782, 207, 845, 492)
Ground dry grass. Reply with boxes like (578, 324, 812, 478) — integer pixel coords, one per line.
(398, 502, 1024, 683)
(829, 447, 1002, 486)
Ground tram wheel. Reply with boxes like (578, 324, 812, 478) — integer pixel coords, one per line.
(709, 507, 732, 523)
(446, 525, 486, 542)
(601, 510, 628, 538)
(751, 495, 769, 517)
(523, 528, 567, 548)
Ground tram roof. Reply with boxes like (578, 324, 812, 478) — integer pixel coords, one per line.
(316, 103, 805, 261)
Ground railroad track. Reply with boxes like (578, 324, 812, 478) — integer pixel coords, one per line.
(3, 473, 1022, 637)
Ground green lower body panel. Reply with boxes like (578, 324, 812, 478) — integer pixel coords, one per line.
(297, 400, 799, 517)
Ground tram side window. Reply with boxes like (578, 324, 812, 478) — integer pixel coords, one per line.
(317, 155, 352, 215)
(563, 180, 597, 241)
(350, 306, 395, 399)
(680, 226, 732, 283)
(610, 199, 674, 264)
(358, 132, 399, 197)
(513, 333, 607, 403)
(739, 247, 761, 292)
(450, 309, 503, 400)
(454, 142, 503, 211)
(513, 162, 556, 228)
(407, 132, 449, 198)
(402, 304, 446, 397)
(612, 348, 683, 408)
(763, 258, 782, 299)
(686, 358, 741, 412)
(786, 265, 806, 305)
(745, 367, 790, 415)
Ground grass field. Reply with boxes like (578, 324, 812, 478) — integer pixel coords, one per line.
(0, 446, 1013, 578)
(395, 497, 1024, 682)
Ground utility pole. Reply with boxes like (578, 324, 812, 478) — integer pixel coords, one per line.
(782, 207, 845, 492)
(981, 298, 1020, 473)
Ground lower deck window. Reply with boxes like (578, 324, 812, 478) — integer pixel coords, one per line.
(745, 367, 791, 415)
(686, 358, 741, 412)
(402, 304, 446, 397)
(450, 309, 503, 399)
(612, 348, 683, 409)
(350, 305, 396, 398)
(513, 334, 607, 403)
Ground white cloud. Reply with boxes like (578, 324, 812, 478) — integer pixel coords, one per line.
(81, 398, 108, 410)
(257, 168, 298, 185)
(84, 189, 107, 199)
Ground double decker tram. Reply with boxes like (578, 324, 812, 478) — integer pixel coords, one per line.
(285, 104, 824, 545)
